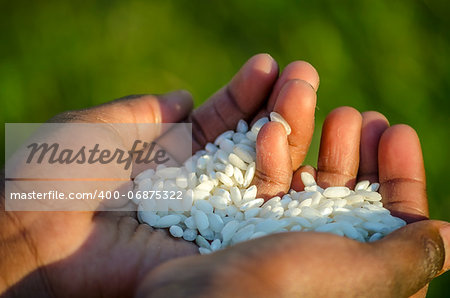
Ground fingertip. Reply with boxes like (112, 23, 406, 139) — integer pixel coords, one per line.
(274, 79, 317, 126)
(291, 165, 317, 191)
(228, 54, 279, 114)
(283, 61, 320, 91)
(164, 88, 193, 99)
(163, 89, 194, 108)
(378, 124, 425, 183)
(159, 90, 194, 122)
(278, 79, 317, 105)
(380, 124, 420, 146)
(361, 111, 390, 139)
(257, 121, 289, 154)
(266, 60, 319, 111)
(248, 53, 279, 75)
(192, 54, 279, 145)
(328, 106, 363, 121)
(361, 111, 389, 125)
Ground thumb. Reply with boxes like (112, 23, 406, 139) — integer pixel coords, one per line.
(39, 91, 193, 209)
(51, 90, 193, 145)
(83, 90, 194, 146)
(371, 220, 450, 295)
(85, 90, 194, 124)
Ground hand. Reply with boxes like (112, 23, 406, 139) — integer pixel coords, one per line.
(0, 54, 320, 297)
(135, 109, 450, 298)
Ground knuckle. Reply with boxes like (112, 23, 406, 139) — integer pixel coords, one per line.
(254, 168, 290, 188)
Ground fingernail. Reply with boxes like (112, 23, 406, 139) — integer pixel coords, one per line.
(439, 223, 450, 272)
(164, 90, 193, 113)
(250, 53, 277, 75)
(155, 90, 193, 124)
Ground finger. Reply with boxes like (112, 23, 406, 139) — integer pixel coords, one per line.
(358, 111, 390, 183)
(378, 124, 428, 222)
(97, 92, 194, 169)
(54, 91, 194, 147)
(190, 54, 278, 148)
(50, 91, 193, 158)
(253, 122, 292, 199)
(371, 220, 450, 292)
(317, 106, 362, 188)
(53, 92, 194, 181)
(273, 79, 317, 170)
(251, 60, 320, 122)
(267, 60, 320, 110)
(87, 90, 194, 124)
(291, 165, 317, 191)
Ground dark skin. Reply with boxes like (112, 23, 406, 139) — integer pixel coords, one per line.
(0, 54, 448, 297)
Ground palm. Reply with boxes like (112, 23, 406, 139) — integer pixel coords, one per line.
(7, 54, 319, 297)
(31, 211, 193, 297)
(136, 109, 437, 298)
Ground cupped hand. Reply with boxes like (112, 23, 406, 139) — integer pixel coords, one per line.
(0, 54, 319, 297)
(136, 109, 450, 298)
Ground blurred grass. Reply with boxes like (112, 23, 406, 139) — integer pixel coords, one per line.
(1, 0, 449, 295)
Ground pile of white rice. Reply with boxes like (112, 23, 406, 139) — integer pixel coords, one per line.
(134, 113, 406, 254)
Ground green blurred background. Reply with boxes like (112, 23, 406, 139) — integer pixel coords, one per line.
(1, 0, 449, 294)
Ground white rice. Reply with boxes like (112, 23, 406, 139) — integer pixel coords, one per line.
(323, 186, 351, 198)
(222, 220, 240, 243)
(250, 117, 269, 135)
(269, 111, 292, 135)
(210, 238, 222, 251)
(135, 116, 407, 254)
(242, 185, 257, 202)
(236, 119, 249, 133)
(169, 225, 184, 238)
(195, 235, 211, 249)
(155, 214, 181, 228)
(193, 210, 209, 230)
(300, 172, 316, 187)
(182, 229, 198, 241)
